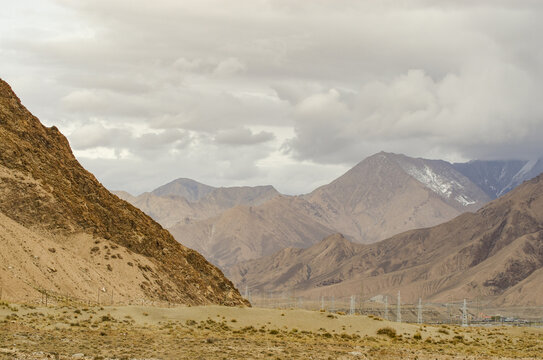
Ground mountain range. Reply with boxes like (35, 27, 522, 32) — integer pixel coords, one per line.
(119, 152, 541, 272)
(230, 172, 543, 306)
(0, 78, 246, 306)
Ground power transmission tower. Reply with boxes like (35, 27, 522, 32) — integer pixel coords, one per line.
(462, 299, 468, 327)
(384, 295, 388, 320)
(350, 295, 355, 315)
(244, 285, 249, 299)
(321, 296, 324, 311)
(417, 298, 423, 324)
(396, 291, 401, 323)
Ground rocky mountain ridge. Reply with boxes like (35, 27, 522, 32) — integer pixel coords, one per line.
(120, 151, 541, 273)
(0, 78, 246, 306)
(230, 173, 543, 306)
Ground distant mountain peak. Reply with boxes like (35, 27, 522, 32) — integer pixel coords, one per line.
(151, 177, 216, 201)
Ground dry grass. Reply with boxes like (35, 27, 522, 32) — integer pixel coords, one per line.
(1, 302, 542, 359)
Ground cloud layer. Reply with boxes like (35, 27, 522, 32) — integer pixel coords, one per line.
(2, 1, 542, 194)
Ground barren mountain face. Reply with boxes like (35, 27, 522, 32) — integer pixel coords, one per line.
(230, 173, 543, 306)
(115, 183, 280, 228)
(0, 79, 246, 306)
(164, 152, 492, 271)
(301, 152, 491, 243)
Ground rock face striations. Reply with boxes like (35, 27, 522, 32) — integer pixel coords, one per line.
(230, 173, 543, 305)
(0, 79, 246, 306)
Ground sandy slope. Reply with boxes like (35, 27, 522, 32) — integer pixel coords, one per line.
(0, 212, 158, 303)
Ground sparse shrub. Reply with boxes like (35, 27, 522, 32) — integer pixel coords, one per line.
(269, 329, 279, 335)
(377, 327, 397, 338)
(413, 332, 422, 340)
(438, 328, 450, 335)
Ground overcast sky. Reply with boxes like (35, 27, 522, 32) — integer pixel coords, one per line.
(2, 1, 543, 195)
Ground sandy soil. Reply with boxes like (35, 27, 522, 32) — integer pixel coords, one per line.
(1, 302, 542, 359)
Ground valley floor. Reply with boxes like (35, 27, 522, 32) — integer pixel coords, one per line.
(1, 302, 542, 359)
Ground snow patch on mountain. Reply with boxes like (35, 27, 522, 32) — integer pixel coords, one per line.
(455, 195, 476, 206)
(402, 164, 476, 206)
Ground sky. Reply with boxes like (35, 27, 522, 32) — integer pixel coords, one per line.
(2, 1, 543, 195)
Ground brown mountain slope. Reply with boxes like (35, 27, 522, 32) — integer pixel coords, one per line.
(0, 79, 246, 305)
(169, 152, 490, 271)
(302, 152, 491, 243)
(151, 178, 215, 201)
(170, 196, 334, 270)
(230, 174, 543, 305)
(116, 184, 280, 229)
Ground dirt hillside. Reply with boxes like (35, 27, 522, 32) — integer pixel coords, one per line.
(231, 173, 543, 305)
(0, 78, 246, 306)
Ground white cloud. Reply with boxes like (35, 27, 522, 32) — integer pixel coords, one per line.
(1, 0, 542, 194)
(213, 58, 246, 76)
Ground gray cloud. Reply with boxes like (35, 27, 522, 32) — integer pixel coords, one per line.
(1, 1, 542, 194)
(214, 128, 275, 146)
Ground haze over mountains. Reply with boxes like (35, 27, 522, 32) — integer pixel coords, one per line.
(0, 79, 246, 306)
(230, 173, 543, 306)
(118, 151, 541, 272)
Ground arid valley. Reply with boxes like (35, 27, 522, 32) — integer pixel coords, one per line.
(2, 1, 543, 359)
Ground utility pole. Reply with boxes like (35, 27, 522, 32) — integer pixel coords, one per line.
(384, 295, 388, 320)
(447, 296, 452, 324)
(417, 298, 423, 324)
(331, 296, 335, 313)
(462, 299, 468, 327)
(396, 291, 401, 323)
(321, 296, 324, 311)
(244, 285, 248, 299)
